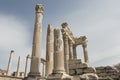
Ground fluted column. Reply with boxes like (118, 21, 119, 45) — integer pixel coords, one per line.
(73, 45, 77, 59)
(82, 43, 89, 63)
(62, 34, 69, 74)
(24, 54, 30, 77)
(53, 29, 65, 73)
(16, 56, 21, 77)
(29, 4, 44, 77)
(6, 50, 14, 76)
(69, 40, 74, 60)
(45, 24, 54, 76)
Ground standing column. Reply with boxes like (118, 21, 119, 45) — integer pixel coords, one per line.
(24, 54, 30, 77)
(45, 24, 54, 76)
(6, 50, 14, 76)
(69, 40, 74, 60)
(42, 62, 45, 77)
(47, 29, 73, 80)
(82, 43, 89, 63)
(28, 4, 44, 77)
(16, 56, 21, 77)
(62, 34, 69, 74)
(73, 45, 77, 59)
(53, 29, 65, 73)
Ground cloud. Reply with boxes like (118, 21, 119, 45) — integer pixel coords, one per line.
(0, 14, 31, 72)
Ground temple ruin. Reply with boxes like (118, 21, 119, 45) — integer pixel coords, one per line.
(0, 4, 120, 80)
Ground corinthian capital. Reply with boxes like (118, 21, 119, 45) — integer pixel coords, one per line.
(35, 4, 44, 14)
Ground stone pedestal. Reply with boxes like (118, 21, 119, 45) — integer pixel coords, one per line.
(47, 29, 72, 80)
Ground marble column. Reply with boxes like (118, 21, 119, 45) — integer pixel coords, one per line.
(28, 4, 44, 77)
(47, 29, 72, 80)
(62, 34, 69, 74)
(82, 43, 89, 63)
(16, 56, 21, 77)
(24, 54, 30, 77)
(73, 45, 77, 59)
(53, 29, 65, 73)
(6, 50, 14, 76)
(69, 40, 74, 60)
(45, 24, 54, 76)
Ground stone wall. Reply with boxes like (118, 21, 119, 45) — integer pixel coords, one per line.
(69, 59, 96, 76)
(96, 66, 120, 79)
(0, 75, 23, 80)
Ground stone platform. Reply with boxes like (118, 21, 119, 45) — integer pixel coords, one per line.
(69, 59, 98, 80)
(47, 73, 73, 80)
(96, 66, 120, 79)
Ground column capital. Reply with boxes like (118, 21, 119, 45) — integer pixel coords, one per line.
(35, 4, 44, 14)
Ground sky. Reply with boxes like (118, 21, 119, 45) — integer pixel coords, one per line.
(0, 0, 120, 73)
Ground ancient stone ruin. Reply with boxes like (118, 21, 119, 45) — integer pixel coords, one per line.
(0, 4, 120, 80)
(24, 4, 98, 80)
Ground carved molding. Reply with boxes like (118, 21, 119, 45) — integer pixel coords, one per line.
(74, 36, 87, 45)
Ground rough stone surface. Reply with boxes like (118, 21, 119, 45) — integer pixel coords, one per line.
(80, 73, 98, 80)
(96, 66, 120, 79)
(47, 73, 72, 80)
(0, 75, 23, 80)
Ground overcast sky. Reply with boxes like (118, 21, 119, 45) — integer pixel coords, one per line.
(0, 0, 120, 72)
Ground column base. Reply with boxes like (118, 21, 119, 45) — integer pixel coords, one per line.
(24, 72, 41, 80)
(47, 73, 73, 80)
(53, 70, 65, 74)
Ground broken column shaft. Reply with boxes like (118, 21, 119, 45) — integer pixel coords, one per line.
(6, 50, 14, 76)
(45, 24, 54, 76)
(16, 56, 21, 77)
(24, 54, 31, 77)
(53, 29, 65, 73)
